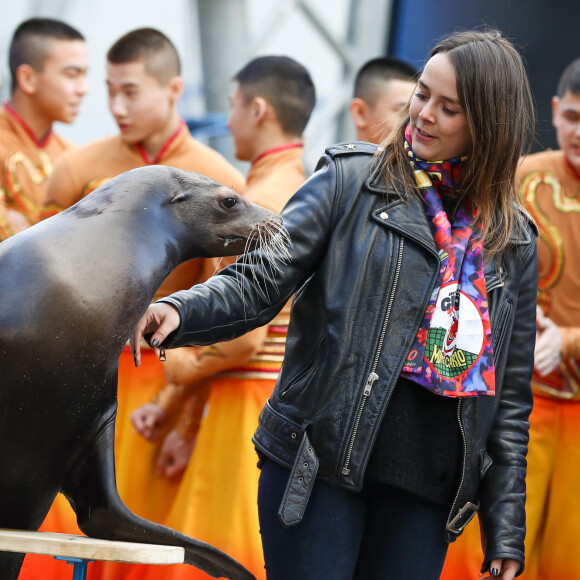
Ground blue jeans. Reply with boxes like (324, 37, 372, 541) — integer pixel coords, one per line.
(258, 459, 450, 580)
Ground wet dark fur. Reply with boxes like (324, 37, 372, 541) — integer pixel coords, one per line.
(0, 166, 284, 580)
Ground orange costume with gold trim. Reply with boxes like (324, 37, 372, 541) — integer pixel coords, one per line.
(518, 149, 580, 580)
(0, 103, 73, 241)
(520, 150, 580, 397)
(18, 123, 244, 580)
(442, 149, 580, 580)
(126, 144, 306, 580)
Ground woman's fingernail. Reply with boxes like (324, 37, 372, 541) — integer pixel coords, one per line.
(152, 338, 159, 347)
(491, 569, 499, 577)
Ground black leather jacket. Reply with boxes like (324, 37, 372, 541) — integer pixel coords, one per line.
(160, 142, 537, 575)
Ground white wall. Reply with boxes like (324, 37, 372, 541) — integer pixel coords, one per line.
(0, 0, 387, 172)
(0, 0, 205, 146)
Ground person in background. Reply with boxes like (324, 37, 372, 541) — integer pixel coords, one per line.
(441, 56, 580, 580)
(128, 55, 316, 580)
(0, 17, 87, 241)
(513, 57, 580, 580)
(133, 29, 537, 580)
(42, 27, 244, 580)
(349, 55, 417, 144)
(0, 17, 88, 580)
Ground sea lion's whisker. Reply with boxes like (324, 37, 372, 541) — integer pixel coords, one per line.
(260, 226, 292, 273)
(249, 229, 266, 292)
(212, 256, 226, 277)
(249, 229, 274, 299)
(257, 228, 277, 300)
(230, 219, 293, 311)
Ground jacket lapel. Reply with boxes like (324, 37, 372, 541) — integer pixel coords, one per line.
(365, 160, 438, 256)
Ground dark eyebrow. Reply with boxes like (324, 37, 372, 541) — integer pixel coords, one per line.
(418, 79, 461, 106)
(106, 80, 139, 89)
(62, 65, 86, 73)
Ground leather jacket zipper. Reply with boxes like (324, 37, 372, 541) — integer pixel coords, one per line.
(447, 399, 467, 526)
(341, 239, 404, 476)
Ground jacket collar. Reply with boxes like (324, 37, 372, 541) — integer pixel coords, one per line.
(365, 149, 391, 194)
(364, 151, 536, 247)
(373, 194, 439, 257)
(365, 152, 438, 255)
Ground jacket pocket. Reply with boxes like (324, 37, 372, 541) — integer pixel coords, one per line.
(280, 337, 327, 400)
(479, 448, 493, 478)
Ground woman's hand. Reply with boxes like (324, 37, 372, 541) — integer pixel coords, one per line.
(481, 558, 521, 579)
(131, 303, 181, 367)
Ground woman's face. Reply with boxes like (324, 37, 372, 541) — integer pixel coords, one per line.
(409, 52, 472, 161)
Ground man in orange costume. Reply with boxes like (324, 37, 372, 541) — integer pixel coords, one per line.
(41, 27, 244, 580)
(442, 58, 580, 580)
(516, 57, 580, 580)
(0, 17, 87, 241)
(348, 56, 416, 144)
(128, 56, 316, 580)
(0, 18, 88, 580)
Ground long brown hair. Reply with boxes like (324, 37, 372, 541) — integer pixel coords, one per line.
(380, 29, 535, 258)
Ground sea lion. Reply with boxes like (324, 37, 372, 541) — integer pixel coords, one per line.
(0, 165, 289, 580)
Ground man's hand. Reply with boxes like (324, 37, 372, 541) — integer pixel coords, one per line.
(131, 303, 181, 367)
(156, 429, 195, 478)
(535, 305, 562, 376)
(130, 402, 166, 442)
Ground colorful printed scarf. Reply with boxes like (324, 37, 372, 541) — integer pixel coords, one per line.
(400, 125, 496, 397)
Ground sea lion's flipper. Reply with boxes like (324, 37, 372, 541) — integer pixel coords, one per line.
(0, 490, 57, 580)
(0, 551, 25, 580)
(0, 467, 60, 580)
(65, 415, 255, 580)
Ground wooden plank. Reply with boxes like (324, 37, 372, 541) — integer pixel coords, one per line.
(0, 529, 185, 565)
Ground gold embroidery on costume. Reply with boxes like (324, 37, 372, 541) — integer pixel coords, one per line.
(523, 170, 580, 400)
(553, 179, 580, 212)
(82, 176, 111, 198)
(3, 151, 53, 222)
(0, 202, 13, 239)
(521, 172, 566, 313)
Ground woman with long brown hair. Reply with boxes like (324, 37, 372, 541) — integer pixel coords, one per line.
(133, 29, 537, 580)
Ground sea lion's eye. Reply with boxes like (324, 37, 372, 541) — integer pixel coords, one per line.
(221, 197, 238, 209)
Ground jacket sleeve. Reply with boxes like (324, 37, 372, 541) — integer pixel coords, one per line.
(478, 232, 537, 576)
(158, 155, 338, 348)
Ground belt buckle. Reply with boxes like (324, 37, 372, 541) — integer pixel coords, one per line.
(446, 501, 479, 534)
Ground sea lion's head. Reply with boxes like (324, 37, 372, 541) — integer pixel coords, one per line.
(158, 167, 288, 260)
(66, 166, 290, 263)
